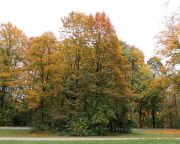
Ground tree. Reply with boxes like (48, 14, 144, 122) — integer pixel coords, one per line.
(156, 15, 180, 87)
(0, 22, 27, 125)
(146, 76, 168, 128)
(156, 14, 180, 128)
(60, 12, 132, 134)
(24, 32, 61, 124)
(147, 57, 167, 76)
(121, 44, 153, 128)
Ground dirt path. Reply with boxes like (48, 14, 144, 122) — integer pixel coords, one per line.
(0, 127, 31, 130)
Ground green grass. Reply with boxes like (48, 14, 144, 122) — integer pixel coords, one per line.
(1, 129, 180, 138)
(131, 129, 180, 138)
(0, 140, 180, 144)
(0, 129, 55, 137)
(0, 128, 180, 144)
(0, 129, 30, 137)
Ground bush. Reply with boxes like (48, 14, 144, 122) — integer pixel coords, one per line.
(90, 105, 116, 135)
(65, 117, 91, 136)
(0, 109, 14, 126)
(32, 123, 51, 132)
(124, 119, 135, 132)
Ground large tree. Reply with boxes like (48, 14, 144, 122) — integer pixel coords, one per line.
(60, 12, 132, 134)
(0, 22, 27, 112)
(156, 14, 180, 127)
(24, 32, 62, 124)
(156, 15, 180, 87)
(121, 44, 153, 128)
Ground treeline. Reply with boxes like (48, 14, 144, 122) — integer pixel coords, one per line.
(0, 12, 179, 135)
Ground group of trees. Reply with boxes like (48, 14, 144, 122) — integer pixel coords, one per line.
(0, 12, 179, 135)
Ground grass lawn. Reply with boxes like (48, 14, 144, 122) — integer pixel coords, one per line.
(0, 140, 180, 144)
(1, 128, 180, 138)
(0, 128, 180, 144)
(0, 129, 56, 137)
(132, 129, 180, 138)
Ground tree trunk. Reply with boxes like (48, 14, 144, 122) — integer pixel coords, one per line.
(166, 95, 173, 127)
(139, 106, 142, 128)
(151, 107, 156, 128)
(0, 86, 6, 111)
(40, 59, 45, 124)
(84, 94, 87, 112)
(40, 97, 44, 124)
(174, 94, 179, 121)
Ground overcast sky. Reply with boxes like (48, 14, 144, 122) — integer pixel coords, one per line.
(0, 0, 179, 61)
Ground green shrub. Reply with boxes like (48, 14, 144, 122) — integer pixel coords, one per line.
(32, 123, 51, 132)
(90, 105, 116, 135)
(0, 109, 14, 126)
(65, 117, 91, 136)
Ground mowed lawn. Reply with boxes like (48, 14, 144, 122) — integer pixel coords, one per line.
(0, 140, 180, 144)
(0, 129, 55, 137)
(0, 128, 180, 144)
(1, 128, 180, 138)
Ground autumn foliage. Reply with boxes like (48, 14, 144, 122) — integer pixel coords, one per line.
(0, 12, 179, 135)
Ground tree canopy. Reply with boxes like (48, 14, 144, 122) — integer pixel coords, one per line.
(0, 11, 179, 135)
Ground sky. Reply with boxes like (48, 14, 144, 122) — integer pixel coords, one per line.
(0, 0, 179, 61)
